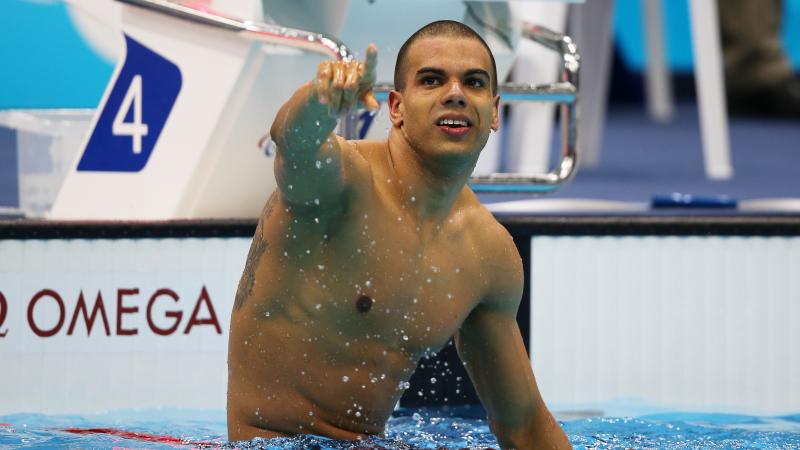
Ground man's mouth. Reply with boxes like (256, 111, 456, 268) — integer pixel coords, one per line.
(436, 117, 472, 136)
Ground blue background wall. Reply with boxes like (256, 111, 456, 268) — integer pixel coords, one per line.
(613, 0, 800, 73)
(0, 0, 114, 109)
(0, 0, 798, 109)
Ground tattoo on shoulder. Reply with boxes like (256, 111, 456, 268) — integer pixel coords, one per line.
(233, 193, 278, 311)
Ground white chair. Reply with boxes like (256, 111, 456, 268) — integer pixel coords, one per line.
(569, 0, 733, 180)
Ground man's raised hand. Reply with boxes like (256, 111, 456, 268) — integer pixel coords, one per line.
(314, 44, 379, 117)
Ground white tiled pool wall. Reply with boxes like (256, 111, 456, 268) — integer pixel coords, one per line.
(0, 235, 797, 415)
(530, 236, 800, 416)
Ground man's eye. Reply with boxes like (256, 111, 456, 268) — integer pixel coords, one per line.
(467, 78, 486, 88)
(422, 77, 440, 86)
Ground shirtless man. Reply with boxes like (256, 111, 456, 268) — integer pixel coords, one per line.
(227, 20, 571, 450)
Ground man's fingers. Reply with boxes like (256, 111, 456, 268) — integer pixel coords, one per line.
(361, 91, 380, 111)
(316, 61, 332, 104)
(341, 61, 360, 113)
(362, 44, 378, 79)
(328, 62, 346, 115)
(317, 46, 377, 116)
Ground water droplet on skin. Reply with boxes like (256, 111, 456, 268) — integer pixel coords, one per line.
(326, 157, 333, 164)
(315, 160, 322, 169)
(402, 335, 409, 341)
(313, 198, 320, 205)
(265, 311, 271, 317)
(342, 376, 350, 382)
(430, 377, 437, 384)
(306, 249, 311, 254)
(365, 280, 372, 287)
(447, 293, 453, 300)
(315, 304, 321, 310)
(318, 265, 325, 270)
(315, 120, 321, 127)
(288, 184, 294, 190)
(426, 278, 432, 283)
(308, 411, 314, 416)
(355, 411, 362, 417)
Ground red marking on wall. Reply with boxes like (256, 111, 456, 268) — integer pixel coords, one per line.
(147, 288, 181, 335)
(184, 286, 221, 334)
(11, 286, 223, 338)
(27, 289, 65, 337)
(116, 288, 140, 336)
(67, 291, 111, 336)
(0, 291, 7, 337)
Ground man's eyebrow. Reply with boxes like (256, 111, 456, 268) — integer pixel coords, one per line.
(415, 67, 491, 80)
(464, 69, 491, 79)
(415, 67, 446, 77)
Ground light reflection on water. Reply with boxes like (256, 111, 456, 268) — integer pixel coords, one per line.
(1, 407, 800, 449)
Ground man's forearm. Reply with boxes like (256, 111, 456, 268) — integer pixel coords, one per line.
(270, 82, 339, 160)
(491, 412, 572, 450)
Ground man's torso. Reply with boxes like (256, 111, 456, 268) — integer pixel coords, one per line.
(227, 140, 510, 440)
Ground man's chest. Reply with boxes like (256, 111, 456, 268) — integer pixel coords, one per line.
(274, 212, 489, 354)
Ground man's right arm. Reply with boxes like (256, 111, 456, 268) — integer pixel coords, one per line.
(270, 46, 378, 209)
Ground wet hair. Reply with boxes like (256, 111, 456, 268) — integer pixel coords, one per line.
(393, 20, 498, 95)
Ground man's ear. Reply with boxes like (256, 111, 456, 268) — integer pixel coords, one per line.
(388, 90, 404, 127)
(491, 94, 500, 131)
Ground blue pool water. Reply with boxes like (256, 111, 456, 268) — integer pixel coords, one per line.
(2, 407, 800, 449)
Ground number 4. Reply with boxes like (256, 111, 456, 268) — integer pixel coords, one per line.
(113, 74, 149, 154)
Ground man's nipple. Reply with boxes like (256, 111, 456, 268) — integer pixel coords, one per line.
(356, 295, 374, 313)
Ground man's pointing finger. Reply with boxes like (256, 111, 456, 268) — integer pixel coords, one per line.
(363, 44, 378, 78)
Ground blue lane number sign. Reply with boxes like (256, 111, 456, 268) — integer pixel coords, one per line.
(78, 35, 182, 172)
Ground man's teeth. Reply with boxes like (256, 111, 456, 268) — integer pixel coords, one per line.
(439, 119, 468, 127)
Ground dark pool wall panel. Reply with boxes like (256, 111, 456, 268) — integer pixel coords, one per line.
(0, 127, 19, 208)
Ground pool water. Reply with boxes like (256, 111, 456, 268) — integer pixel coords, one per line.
(2, 407, 799, 449)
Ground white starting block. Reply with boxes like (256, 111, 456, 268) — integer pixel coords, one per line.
(51, 0, 580, 220)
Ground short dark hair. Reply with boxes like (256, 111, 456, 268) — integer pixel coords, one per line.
(393, 20, 498, 95)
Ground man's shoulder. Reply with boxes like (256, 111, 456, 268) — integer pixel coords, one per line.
(348, 139, 386, 158)
(460, 196, 519, 266)
(459, 197, 523, 304)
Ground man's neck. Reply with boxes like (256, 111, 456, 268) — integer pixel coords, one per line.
(384, 128, 478, 224)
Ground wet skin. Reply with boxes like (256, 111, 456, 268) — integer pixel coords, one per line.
(228, 36, 571, 449)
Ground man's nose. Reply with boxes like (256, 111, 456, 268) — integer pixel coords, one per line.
(441, 81, 467, 108)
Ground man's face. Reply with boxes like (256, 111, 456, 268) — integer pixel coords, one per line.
(389, 36, 500, 164)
